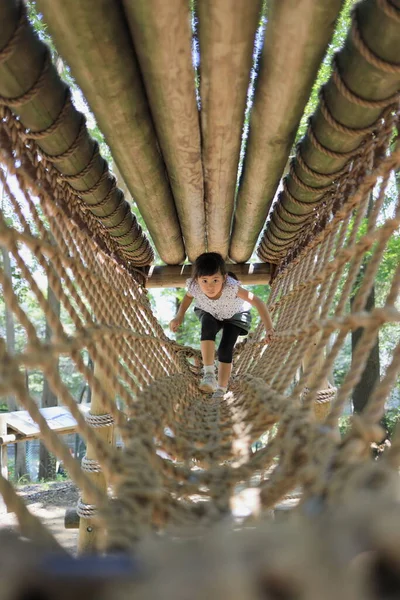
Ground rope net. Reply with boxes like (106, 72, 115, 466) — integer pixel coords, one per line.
(0, 93, 400, 590)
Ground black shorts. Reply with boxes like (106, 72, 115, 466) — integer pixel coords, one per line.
(194, 307, 251, 335)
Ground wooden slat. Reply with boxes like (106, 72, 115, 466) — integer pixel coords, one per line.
(4, 405, 90, 438)
(230, 0, 343, 263)
(122, 0, 205, 262)
(35, 0, 185, 265)
(145, 263, 271, 288)
(258, 0, 400, 263)
(197, 0, 261, 258)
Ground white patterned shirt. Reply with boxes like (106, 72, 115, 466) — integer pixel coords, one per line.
(187, 276, 251, 321)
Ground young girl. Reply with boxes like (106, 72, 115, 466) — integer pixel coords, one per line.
(169, 252, 274, 399)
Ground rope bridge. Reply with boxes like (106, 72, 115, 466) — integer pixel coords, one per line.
(0, 97, 400, 555)
(0, 0, 400, 596)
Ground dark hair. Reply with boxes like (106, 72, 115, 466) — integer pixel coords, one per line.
(227, 271, 238, 281)
(192, 252, 226, 279)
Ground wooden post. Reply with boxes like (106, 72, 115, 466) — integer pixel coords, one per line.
(0, 415, 8, 480)
(302, 333, 331, 423)
(65, 507, 80, 529)
(78, 358, 114, 554)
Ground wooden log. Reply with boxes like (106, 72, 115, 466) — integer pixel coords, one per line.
(197, 0, 261, 258)
(122, 0, 205, 262)
(0, 0, 153, 266)
(34, 0, 185, 265)
(230, 0, 343, 263)
(144, 262, 271, 288)
(258, 0, 400, 263)
(65, 507, 80, 529)
(301, 333, 331, 423)
(78, 357, 114, 554)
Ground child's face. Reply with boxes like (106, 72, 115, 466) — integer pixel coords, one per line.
(197, 271, 226, 298)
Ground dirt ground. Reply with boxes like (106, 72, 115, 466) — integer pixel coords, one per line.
(0, 480, 79, 554)
(0, 480, 296, 556)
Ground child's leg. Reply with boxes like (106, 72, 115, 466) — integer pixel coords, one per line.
(200, 313, 221, 364)
(217, 361, 232, 388)
(201, 341, 216, 368)
(199, 313, 221, 392)
(217, 324, 244, 388)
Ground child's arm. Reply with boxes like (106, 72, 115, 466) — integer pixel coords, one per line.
(237, 287, 274, 342)
(169, 293, 194, 332)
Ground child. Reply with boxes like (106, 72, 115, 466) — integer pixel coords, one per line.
(169, 252, 274, 399)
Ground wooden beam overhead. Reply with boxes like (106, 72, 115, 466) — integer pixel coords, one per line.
(144, 263, 271, 289)
(122, 0, 205, 262)
(36, 0, 185, 265)
(230, 0, 343, 263)
(197, 0, 261, 258)
(258, 0, 400, 263)
(0, 0, 153, 266)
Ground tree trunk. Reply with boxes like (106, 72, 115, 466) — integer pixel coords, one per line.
(350, 195, 380, 414)
(38, 279, 60, 480)
(351, 284, 380, 413)
(1, 246, 28, 481)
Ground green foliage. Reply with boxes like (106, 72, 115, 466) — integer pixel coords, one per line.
(376, 232, 400, 297)
(339, 409, 400, 441)
(17, 474, 31, 486)
(382, 409, 400, 440)
(27, 2, 74, 86)
(338, 415, 351, 438)
(158, 287, 201, 347)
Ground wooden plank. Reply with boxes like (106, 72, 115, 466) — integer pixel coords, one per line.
(5, 405, 90, 438)
(145, 263, 271, 288)
(0, 434, 17, 445)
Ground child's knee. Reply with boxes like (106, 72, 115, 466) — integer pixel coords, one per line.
(217, 345, 234, 363)
(201, 314, 219, 340)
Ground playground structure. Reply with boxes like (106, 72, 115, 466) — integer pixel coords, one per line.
(0, 0, 400, 596)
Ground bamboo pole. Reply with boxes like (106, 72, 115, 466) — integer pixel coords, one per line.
(230, 0, 344, 263)
(0, 0, 153, 266)
(35, 0, 185, 265)
(144, 262, 271, 288)
(197, 0, 261, 258)
(258, 0, 400, 263)
(122, 0, 205, 262)
(78, 359, 114, 554)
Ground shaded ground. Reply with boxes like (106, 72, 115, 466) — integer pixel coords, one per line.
(0, 480, 79, 554)
(0, 479, 299, 556)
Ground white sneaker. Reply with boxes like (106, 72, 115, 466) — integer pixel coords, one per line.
(199, 372, 217, 393)
(211, 387, 226, 399)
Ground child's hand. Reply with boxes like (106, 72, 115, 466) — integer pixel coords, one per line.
(169, 317, 183, 332)
(264, 328, 275, 344)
